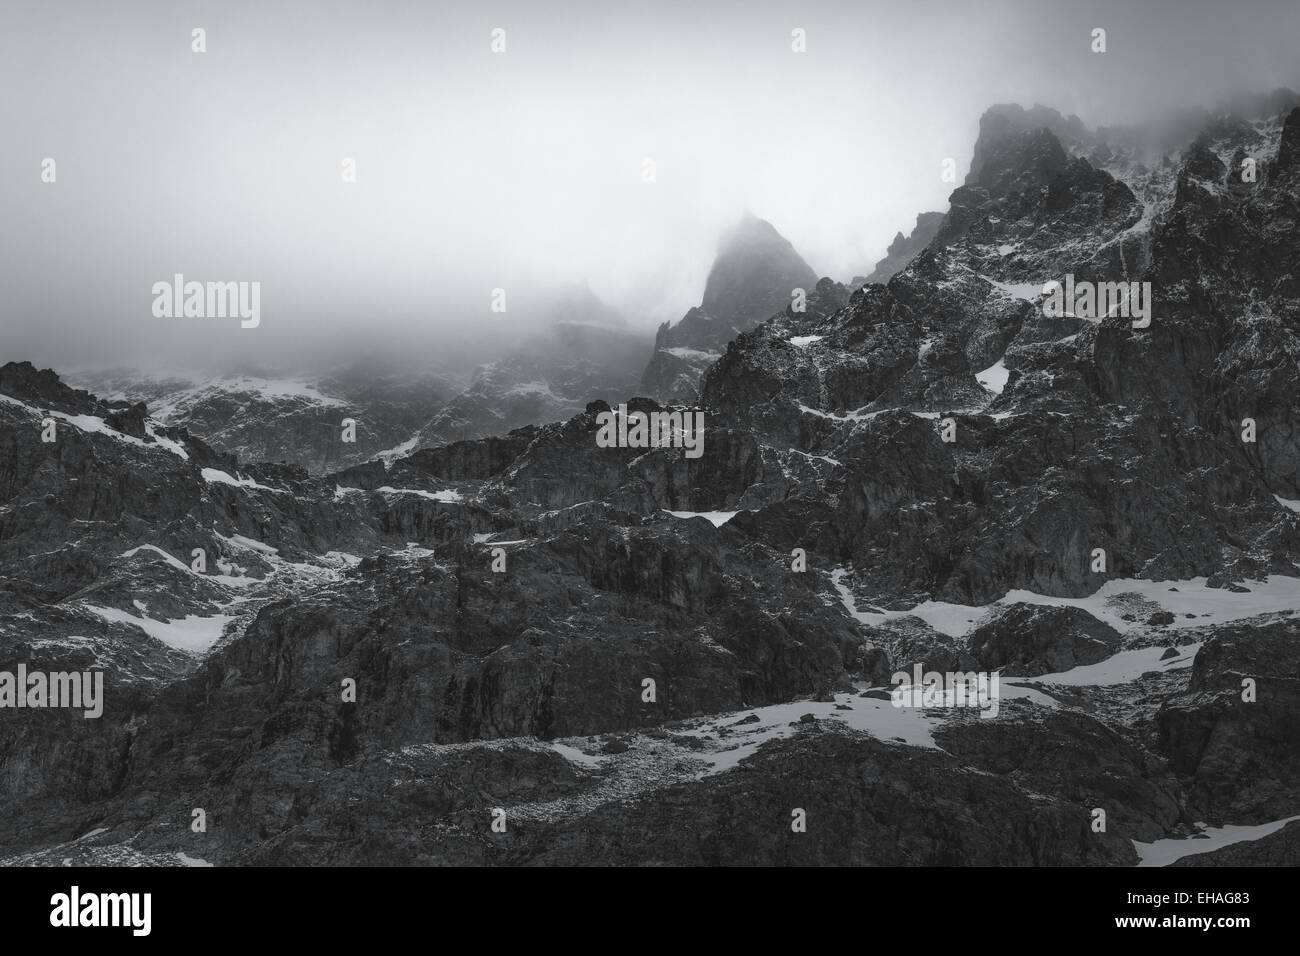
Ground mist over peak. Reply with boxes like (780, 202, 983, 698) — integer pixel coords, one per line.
(701, 215, 818, 325)
(2, 0, 1298, 379)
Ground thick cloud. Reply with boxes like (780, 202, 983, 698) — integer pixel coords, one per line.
(1, 0, 1297, 371)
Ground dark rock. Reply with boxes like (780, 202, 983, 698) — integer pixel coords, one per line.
(104, 402, 149, 440)
(1157, 619, 1300, 821)
(969, 604, 1122, 676)
(860, 212, 945, 284)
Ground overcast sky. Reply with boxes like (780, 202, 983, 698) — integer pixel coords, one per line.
(2, 0, 1298, 373)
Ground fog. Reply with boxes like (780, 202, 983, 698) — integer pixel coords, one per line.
(2, 0, 1298, 373)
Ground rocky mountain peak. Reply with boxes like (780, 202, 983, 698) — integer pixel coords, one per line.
(969, 126, 1072, 192)
(0, 361, 103, 416)
(548, 281, 628, 329)
(859, 211, 947, 285)
(700, 215, 817, 326)
(639, 216, 819, 403)
(967, 103, 1089, 184)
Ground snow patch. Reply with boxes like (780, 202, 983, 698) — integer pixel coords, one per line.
(377, 486, 463, 503)
(671, 693, 945, 773)
(550, 742, 605, 768)
(146, 376, 347, 420)
(1134, 815, 1300, 867)
(122, 543, 257, 586)
(663, 347, 719, 361)
(789, 448, 842, 466)
(121, 544, 190, 574)
(372, 436, 418, 467)
(1002, 576, 1300, 634)
(1021, 643, 1201, 687)
(201, 468, 281, 492)
(143, 423, 189, 460)
(831, 568, 989, 637)
(982, 276, 1046, 301)
(664, 510, 740, 527)
(216, 533, 279, 555)
(976, 359, 1009, 394)
(833, 570, 1300, 642)
(797, 403, 885, 423)
(504, 381, 562, 401)
(83, 605, 234, 654)
(0, 394, 189, 460)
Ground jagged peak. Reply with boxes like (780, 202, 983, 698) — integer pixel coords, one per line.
(968, 107, 1083, 185)
(0, 360, 103, 415)
(701, 214, 817, 323)
(862, 212, 947, 285)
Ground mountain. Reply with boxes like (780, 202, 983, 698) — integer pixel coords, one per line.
(70, 365, 459, 475)
(410, 284, 651, 449)
(5, 93, 1300, 867)
(68, 285, 647, 472)
(639, 214, 818, 403)
(701, 95, 1300, 606)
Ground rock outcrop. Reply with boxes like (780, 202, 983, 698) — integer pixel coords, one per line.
(640, 214, 817, 403)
